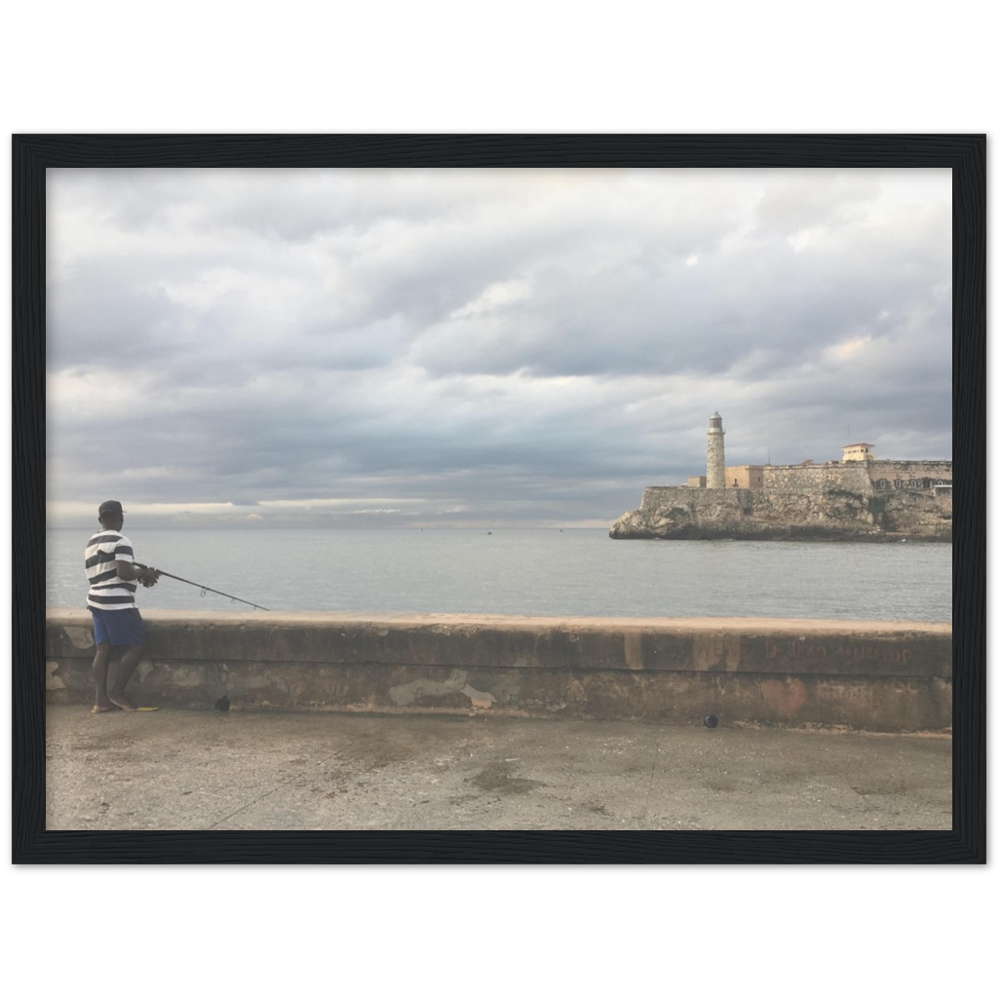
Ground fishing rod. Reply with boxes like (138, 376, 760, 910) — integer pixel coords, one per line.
(135, 562, 269, 611)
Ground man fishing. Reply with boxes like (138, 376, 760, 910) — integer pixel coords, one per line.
(84, 501, 161, 713)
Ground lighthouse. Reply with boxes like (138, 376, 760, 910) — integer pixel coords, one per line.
(706, 411, 725, 488)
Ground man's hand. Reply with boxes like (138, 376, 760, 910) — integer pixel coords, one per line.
(116, 560, 160, 587)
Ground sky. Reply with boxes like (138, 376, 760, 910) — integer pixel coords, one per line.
(45, 166, 953, 529)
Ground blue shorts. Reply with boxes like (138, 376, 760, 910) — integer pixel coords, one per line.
(90, 607, 147, 647)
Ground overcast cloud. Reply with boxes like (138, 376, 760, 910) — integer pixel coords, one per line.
(45, 167, 952, 528)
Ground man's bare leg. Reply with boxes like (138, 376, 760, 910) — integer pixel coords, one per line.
(91, 643, 119, 713)
(108, 643, 146, 710)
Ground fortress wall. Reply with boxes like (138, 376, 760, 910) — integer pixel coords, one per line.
(647, 464, 950, 503)
(44, 609, 952, 730)
(760, 464, 873, 493)
(641, 485, 702, 508)
(869, 461, 952, 484)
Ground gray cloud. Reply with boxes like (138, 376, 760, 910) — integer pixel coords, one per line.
(46, 167, 952, 528)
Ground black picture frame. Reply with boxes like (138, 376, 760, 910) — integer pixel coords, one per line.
(14, 134, 985, 863)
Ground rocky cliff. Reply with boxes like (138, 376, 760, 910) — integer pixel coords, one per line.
(610, 485, 952, 542)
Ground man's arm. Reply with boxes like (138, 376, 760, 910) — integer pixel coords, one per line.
(116, 561, 161, 587)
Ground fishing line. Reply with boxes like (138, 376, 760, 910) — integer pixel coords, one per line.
(135, 562, 269, 611)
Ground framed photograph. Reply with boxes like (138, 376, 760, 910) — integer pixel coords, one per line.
(11, 131, 986, 865)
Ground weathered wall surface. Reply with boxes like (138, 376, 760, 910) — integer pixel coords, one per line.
(45, 610, 952, 731)
(869, 460, 952, 484)
(760, 464, 873, 493)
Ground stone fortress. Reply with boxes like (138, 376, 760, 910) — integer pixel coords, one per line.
(610, 413, 952, 541)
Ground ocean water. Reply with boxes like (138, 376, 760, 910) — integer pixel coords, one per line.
(48, 527, 952, 622)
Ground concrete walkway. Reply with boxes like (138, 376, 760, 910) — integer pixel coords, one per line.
(45, 706, 952, 832)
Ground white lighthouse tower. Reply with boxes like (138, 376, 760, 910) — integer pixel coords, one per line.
(706, 411, 725, 488)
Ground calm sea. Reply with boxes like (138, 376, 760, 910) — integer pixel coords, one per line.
(48, 527, 952, 622)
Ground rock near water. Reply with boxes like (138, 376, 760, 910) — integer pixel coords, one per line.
(609, 486, 951, 542)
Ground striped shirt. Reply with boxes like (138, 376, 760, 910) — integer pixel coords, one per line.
(85, 530, 139, 610)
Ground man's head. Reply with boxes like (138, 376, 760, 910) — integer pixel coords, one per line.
(98, 500, 124, 530)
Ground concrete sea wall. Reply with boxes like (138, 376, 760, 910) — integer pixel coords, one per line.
(45, 610, 952, 731)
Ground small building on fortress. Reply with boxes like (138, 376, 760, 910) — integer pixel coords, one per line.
(610, 413, 953, 542)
